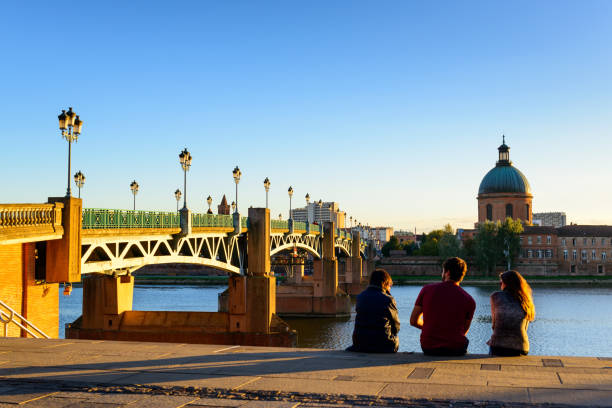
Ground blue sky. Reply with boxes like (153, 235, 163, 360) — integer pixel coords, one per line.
(1, 1, 611, 231)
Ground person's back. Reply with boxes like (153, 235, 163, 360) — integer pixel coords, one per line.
(347, 269, 400, 353)
(410, 257, 475, 356)
(488, 271, 535, 356)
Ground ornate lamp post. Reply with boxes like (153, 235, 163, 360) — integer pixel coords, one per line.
(263, 177, 270, 209)
(317, 199, 323, 234)
(73, 171, 85, 199)
(231, 201, 236, 213)
(178, 148, 192, 209)
(207, 195, 213, 214)
(130, 180, 139, 211)
(288, 186, 294, 219)
(232, 166, 241, 214)
(305, 193, 311, 223)
(58, 107, 83, 197)
(174, 189, 181, 211)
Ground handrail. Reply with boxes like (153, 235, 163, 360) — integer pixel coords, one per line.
(0, 299, 50, 339)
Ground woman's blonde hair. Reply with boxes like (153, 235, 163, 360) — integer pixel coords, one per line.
(501, 270, 535, 321)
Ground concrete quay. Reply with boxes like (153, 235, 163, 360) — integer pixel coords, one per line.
(0, 338, 611, 408)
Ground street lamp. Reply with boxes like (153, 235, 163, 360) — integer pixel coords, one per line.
(263, 177, 270, 209)
(58, 107, 83, 197)
(305, 193, 311, 223)
(73, 171, 85, 199)
(174, 189, 181, 211)
(207, 195, 213, 214)
(232, 166, 241, 214)
(231, 201, 236, 213)
(178, 148, 192, 209)
(288, 186, 294, 219)
(130, 180, 139, 211)
(317, 199, 323, 233)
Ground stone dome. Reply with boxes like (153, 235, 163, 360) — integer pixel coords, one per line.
(478, 165, 531, 195)
(478, 137, 531, 195)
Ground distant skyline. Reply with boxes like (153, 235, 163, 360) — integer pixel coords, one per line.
(1, 1, 611, 232)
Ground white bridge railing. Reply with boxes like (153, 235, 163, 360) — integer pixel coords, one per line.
(0, 299, 50, 339)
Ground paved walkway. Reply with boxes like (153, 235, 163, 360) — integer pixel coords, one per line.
(1, 338, 611, 407)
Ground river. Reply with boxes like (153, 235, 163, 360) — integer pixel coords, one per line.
(59, 284, 612, 357)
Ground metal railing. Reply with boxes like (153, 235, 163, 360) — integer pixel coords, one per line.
(192, 213, 233, 228)
(82, 208, 180, 229)
(0, 203, 62, 229)
(0, 299, 50, 339)
(271, 219, 289, 230)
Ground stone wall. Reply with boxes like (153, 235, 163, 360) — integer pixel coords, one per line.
(0, 243, 59, 338)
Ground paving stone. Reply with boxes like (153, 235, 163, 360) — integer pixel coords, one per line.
(236, 377, 386, 396)
(88, 392, 150, 404)
(127, 395, 201, 408)
(187, 397, 247, 406)
(542, 358, 564, 367)
(0, 388, 58, 404)
(241, 401, 300, 408)
(407, 368, 434, 379)
(112, 371, 259, 389)
(23, 396, 90, 407)
(379, 383, 531, 403)
(481, 364, 501, 371)
(529, 387, 612, 406)
(557, 372, 612, 390)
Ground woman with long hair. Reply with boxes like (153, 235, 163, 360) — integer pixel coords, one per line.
(487, 270, 535, 356)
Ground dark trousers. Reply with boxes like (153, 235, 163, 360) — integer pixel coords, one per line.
(489, 346, 527, 356)
(422, 340, 468, 356)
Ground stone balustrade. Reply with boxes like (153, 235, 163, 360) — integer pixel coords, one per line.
(0, 203, 64, 245)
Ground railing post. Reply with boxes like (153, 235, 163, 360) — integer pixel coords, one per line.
(46, 197, 81, 283)
(179, 207, 192, 236)
(232, 212, 242, 235)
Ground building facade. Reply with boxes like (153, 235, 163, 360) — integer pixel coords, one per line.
(533, 212, 567, 227)
(291, 202, 345, 228)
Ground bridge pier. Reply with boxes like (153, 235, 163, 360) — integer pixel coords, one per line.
(339, 231, 367, 295)
(277, 221, 351, 317)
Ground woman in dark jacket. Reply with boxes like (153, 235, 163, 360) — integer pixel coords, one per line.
(347, 269, 400, 353)
(487, 270, 535, 356)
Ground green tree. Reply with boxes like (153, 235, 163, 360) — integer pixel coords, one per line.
(438, 226, 461, 260)
(381, 235, 402, 257)
(403, 241, 419, 255)
(497, 217, 524, 269)
(474, 221, 500, 276)
(415, 229, 444, 256)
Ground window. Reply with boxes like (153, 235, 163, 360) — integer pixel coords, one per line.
(583, 238, 587, 245)
(528, 236, 532, 245)
(603, 238, 606, 245)
(598, 265, 604, 274)
(537, 236, 542, 244)
(572, 250, 577, 260)
(581, 250, 587, 260)
(603, 252, 607, 261)
(563, 250, 568, 260)
(486, 204, 492, 221)
(572, 238, 576, 246)
(506, 203, 513, 218)
(562, 238, 566, 246)
(546, 249, 552, 258)
(525, 204, 530, 220)
(592, 250, 597, 260)
(592, 238, 596, 245)
(537, 250, 542, 258)
(547, 236, 552, 244)
(519, 236, 523, 244)
(528, 250, 533, 258)
(571, 264, 576, 274)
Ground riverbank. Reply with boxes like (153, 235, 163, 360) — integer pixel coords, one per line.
(1, 338, 611, 407)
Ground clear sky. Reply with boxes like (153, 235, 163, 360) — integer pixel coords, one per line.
(1, 1, 611, 232)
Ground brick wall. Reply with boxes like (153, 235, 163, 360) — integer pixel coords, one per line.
(0, 243, 59, 338)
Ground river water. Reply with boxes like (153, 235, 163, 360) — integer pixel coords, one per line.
(59, 284, 612, 357)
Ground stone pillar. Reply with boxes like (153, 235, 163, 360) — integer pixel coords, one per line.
(46, 197, 81, 283)
(81, 273, 134, 330)
(349, 231, 364, 294)
(229, 208, 275, 333)
(321, 221, 338, 297)
(180, 208, 192, 235)
(289, 264, 303, 284)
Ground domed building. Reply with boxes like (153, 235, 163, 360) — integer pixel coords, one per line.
(477, 137, 533, 224)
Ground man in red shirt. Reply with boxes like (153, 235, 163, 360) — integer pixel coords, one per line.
(410, 257, 476, 356)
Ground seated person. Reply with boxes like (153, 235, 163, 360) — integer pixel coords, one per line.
(410, 257, 475, 356)
(487, 270, 535, 356)
(346, 269, 400, 353)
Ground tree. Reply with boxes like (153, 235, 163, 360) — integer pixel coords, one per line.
(474, 218, 523, 276)
(381, 235, 402, 257)
(415, 229, 444, 256)
(403, 241, 419, 255)
(438, 228, 462, 260)
(497, 217, 524, 270)
(474, 221, 500, 276)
